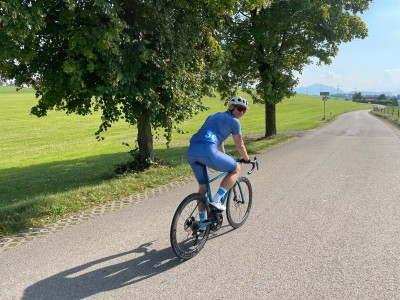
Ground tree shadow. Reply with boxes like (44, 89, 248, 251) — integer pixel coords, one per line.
(22, 241, 181, 300)
(1, 153, 127, 202)
(0, 146, 189, 204)
(1, 136, 263, 206)
(0, 146, 188, 235)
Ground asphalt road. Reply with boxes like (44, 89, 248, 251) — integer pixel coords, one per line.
(1, 110, 400, 300)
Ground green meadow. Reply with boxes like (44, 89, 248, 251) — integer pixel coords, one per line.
(0, 86, 371, 236)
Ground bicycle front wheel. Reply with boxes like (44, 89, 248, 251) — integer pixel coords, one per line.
(226, 177, 252, 228)
(170, 193, 211, 260)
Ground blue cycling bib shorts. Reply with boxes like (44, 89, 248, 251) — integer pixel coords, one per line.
(187, 111, 240, 185)
(187, 143, 237, 184)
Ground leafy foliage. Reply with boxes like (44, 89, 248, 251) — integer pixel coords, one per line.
(352, 92, 364, 101)
(218, 0, 373, 136)
(0, 0, 374, 154)
(353, 94, 398, 106)
(0, 0, 232, 161)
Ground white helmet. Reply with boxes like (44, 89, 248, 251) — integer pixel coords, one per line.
(228, 96, 249, 109)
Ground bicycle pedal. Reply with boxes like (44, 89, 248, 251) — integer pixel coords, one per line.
(192, 229, 206, 237)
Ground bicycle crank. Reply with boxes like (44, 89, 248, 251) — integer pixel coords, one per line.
(210, 209, 223, 231)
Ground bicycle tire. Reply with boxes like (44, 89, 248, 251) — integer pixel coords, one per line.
(226, 177, 252, 228)
(170, 193, 211, 260)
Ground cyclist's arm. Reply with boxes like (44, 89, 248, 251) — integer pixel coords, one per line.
(218, 142, 225, 153)
(232, 134, 250, 161)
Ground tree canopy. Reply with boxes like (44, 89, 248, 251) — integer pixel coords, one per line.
(0, 0, 373, 159)
(0, 0, 235, 161)
(218, 0, 372, 137)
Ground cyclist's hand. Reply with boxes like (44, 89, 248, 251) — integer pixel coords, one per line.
(237, 157, 258, 174)
(238, 158, 251, 164)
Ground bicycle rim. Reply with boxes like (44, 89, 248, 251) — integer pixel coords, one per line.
(170, 194, 210, 260)
(226, 177, 252, 228)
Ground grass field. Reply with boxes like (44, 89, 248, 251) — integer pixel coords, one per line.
(0, 86, 372, 236)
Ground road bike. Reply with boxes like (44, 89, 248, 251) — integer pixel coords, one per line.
(170, 157, 258, 260)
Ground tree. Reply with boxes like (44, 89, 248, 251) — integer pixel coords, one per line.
(0, 0, 231, 162)
(218, 0, 372, 137)
(352, 92, 364, 101)
(377, 94, 386, 100)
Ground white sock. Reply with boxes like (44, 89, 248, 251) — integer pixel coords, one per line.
(212, 187, 227, 203)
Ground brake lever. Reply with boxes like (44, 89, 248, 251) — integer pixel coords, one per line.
(247, 157, 258, 175)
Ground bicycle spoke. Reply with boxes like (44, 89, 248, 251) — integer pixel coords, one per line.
(170, 194, 210, 260)
(226, 177, 252, 229)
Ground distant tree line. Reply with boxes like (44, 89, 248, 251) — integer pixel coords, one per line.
(352, 92, 398, 106)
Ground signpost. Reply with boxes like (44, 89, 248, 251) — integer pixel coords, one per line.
(320, 92, 330, 120)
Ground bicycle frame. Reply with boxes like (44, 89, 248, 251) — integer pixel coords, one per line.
(205, 170, 245, 205)
(193, 166, 246, 228)
(205, 170, 227, 205)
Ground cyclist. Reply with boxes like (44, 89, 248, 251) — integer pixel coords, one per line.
(187, 96, 251, 212)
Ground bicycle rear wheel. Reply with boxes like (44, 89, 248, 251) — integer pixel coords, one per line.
(226, 177, 252, 228)
(170, 193, 211, 260)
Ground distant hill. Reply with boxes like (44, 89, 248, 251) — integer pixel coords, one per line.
(295, 83, 398, 97)
(294, 84, 344, 96)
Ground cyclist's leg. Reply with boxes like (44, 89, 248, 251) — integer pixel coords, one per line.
(206, 146, 240, 206)
(220, 163, 240, 191)
(197, 184, 206, 212)
(187, 144, 209, 214)
(197, 184, 206, 195)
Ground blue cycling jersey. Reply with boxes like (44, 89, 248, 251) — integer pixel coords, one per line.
(189, 111, 241, 146)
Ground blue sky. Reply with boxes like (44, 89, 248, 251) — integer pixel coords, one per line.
(296, 0, 400, 94)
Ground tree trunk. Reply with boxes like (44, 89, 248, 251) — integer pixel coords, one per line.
(257, 56, 277, 138)
(265, 101, 277, 138)
(137, 114, 155, 162)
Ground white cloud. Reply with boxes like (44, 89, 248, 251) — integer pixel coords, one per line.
(383, 69, 400, 77)
(321, 71, 343, 82)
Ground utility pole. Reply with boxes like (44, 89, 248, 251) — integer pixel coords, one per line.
(336, 84, 341, 97)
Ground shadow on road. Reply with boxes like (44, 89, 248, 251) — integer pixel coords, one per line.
(208, 224, 235, 240)
(22, 241, 181, 299)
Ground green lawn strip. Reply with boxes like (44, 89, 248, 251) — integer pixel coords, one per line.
(0, 163, 191, 234)
(0, 87, 372, 236)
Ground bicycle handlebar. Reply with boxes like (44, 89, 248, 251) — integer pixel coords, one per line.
(236, 157, 259, 175)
